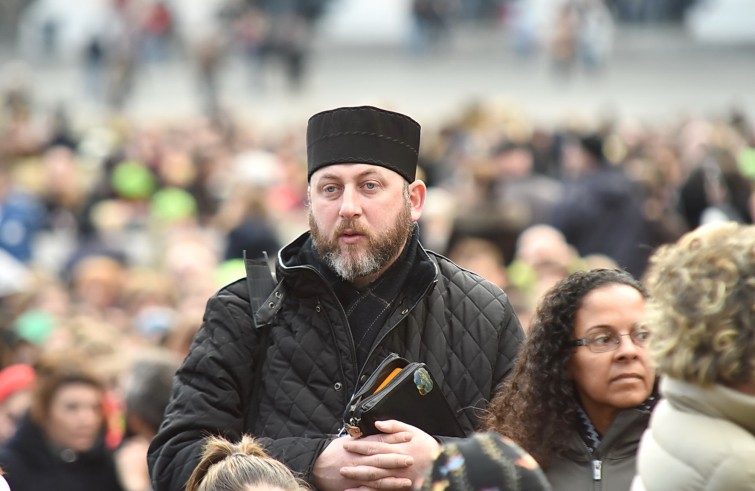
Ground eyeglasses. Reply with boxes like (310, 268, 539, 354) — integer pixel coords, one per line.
(571, 329, 651, 353)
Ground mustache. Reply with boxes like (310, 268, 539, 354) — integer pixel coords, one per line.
(335, 219, 368, 236)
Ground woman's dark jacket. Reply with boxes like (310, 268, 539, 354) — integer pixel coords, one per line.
(148, 231, 524, 491)
(546, 403, 655, 491)
(0, 415, 124, 491)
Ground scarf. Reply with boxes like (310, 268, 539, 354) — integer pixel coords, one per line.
(308, 227, 418, 369)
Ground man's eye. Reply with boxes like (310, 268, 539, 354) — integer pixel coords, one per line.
(363, 182, 377, 190)
(324, 185, 337, 193)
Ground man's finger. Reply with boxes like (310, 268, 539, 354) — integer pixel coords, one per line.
(344, 434, 412, 455)
(342, 453, 413, 472)
(344, 476, 413, 491)
(374, 419, 419, 434)
(340, 465, 391, 482)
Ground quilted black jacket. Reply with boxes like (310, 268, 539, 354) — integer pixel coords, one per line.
(148, 232, 524, 491)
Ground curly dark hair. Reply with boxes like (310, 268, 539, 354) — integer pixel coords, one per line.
(480, 268, 647, 467)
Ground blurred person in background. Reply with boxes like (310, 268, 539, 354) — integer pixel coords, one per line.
(548, 1, 578, 76)
(253, 0, 331, 92)
(678, 145, 753, 229)
(0, 61, 41, 158)
(632, 223, 755, 490)
(211, 149, 283, 261)
(549, 132, 654, 278)
(0, 250, 37, 365)
(0, 164, 45, 264)
(137, 0, 174, 65)
(120, 268, 178, 346)
(483, 269, 658, 491)
(0, 364, 35, 445)
(38, 144, 89, 237)
(446, 234, 543, 330)
(417, 186, 457, 255)
(410, 0, 453, 56)
(114, 352, 179, 491)
(67, 252, 130, 328)
(447, 236, 508, 290)
(169, 0, 236, 114)
(185, 435, 309, 491)
(157, 228, 223, 307)
(0, 352, 124, 491)
(6, 307, 56, 367)
(75, 0, 136, 109)
(577, 0, 614, 73)
(490, 139, 563, 228)
(506, 224, 581, 324)
(548, 0, 614, 77)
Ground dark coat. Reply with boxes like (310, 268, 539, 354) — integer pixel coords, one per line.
(545, 404, 654, 491)
(148, 231, 524, 491)
(0, 415, 124, 491)
(549, 165, 652, 278)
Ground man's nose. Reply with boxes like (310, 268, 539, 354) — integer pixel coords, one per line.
(339, 187, 362, 218)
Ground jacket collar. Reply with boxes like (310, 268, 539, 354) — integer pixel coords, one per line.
(660, 377, 755, 435)
(276, 225, 437, 303)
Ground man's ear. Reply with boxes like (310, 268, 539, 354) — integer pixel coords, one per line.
(408, 180, 426, 222)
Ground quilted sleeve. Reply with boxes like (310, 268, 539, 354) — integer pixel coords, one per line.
(147, 290, 329, 491)
(252, 436, 331, 483)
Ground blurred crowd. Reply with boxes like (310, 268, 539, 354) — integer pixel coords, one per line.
(11, 0, 335, 113)
(0, 2, 752, 491)
(1, 94, 752, 489)
(1, 0, 701, 117)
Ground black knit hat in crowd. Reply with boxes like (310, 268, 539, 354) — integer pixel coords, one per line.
(306, 106, 421, 182)
(420, 432, 552, 491)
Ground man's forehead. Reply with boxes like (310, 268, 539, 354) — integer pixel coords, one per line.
(311, 163, 400, 182)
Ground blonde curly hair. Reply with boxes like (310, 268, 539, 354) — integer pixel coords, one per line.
(644, 222, 755, 386)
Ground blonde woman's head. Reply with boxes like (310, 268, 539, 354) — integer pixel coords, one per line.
(645, 222, 755, 386)
(185, 435, 308, 491)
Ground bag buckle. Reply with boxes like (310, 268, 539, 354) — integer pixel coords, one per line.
(345, 418, 363, 438)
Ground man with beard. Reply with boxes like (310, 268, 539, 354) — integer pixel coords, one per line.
(147, 106, 524, 491)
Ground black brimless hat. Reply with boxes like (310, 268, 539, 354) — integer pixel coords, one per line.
(306, 106, 420, 182)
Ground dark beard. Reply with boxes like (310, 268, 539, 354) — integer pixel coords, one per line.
(309, 202, 413, 282)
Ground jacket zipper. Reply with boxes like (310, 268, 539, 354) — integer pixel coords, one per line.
(337, 276, 437, 437)
(290, 260, 438, 435)
(360, 276, 438, 375)
(592, 459, 602, 488)
(579, 438, 602, 491)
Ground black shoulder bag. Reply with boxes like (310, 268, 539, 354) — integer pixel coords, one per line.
(243, 250, 280, 428)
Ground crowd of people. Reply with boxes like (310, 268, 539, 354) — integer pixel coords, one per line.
(0, 68, 753, 491)
(12, 0, 335, 113)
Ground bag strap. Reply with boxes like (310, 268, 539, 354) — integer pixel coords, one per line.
(243, 250, 277, 429)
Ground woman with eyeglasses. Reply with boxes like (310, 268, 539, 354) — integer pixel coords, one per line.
(482, 268, 657, 491)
